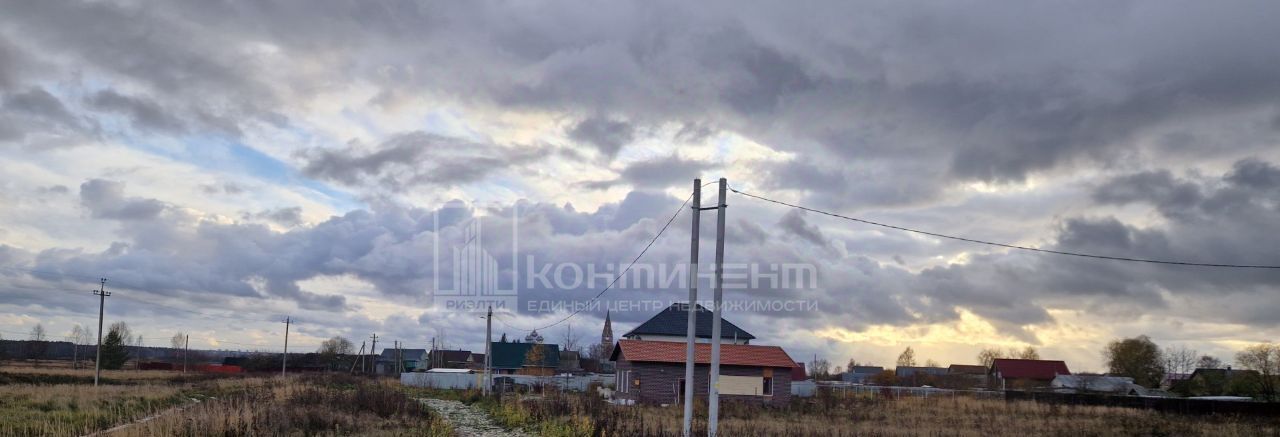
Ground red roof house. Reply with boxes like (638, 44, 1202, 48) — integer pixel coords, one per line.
(610, 339, 798, 406)
(791, 361, 807, 381)
(989, 358, 1070, 389)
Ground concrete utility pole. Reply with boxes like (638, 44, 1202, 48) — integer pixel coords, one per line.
(183, 334, 189, 374)
(707, 178, 728, 437)
(682, 178, 703, 437)
(93, 278, 110, 387)
(369, 333, 378, 375)
(484, 305, 493, 395)
(352, 341, 366, 374)
(282, 317, 291, 378)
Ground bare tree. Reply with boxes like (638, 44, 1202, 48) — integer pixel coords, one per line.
(846, 358, 862, 371)
(925, 359, 940, 368)
(978, 347, 1004, 368)
(69, 325, 92, 369)
(318, 336, 355, 355)
(561, 323, 580, 352)
(1236, 343, 1280, 401)
(1197, 355, 1223, 369)
(896, 346, 917, 367)
(1162, 345, 1198, 376)
(170, 332, 187, 362)
(29, 324, 46, 341)
(1005, 346, 1040, 360)
(809, 357, 831, 379)
(26, 324, 48, 365)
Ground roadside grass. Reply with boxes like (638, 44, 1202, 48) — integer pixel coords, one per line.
(449, 388, 1280, 436)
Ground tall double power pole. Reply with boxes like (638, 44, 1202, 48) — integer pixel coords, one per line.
(681, 178, 729, 437)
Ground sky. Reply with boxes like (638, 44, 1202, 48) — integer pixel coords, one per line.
(2, 0, 1280, 372)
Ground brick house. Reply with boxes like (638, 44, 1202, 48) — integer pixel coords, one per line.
(610, 339, 798, 406)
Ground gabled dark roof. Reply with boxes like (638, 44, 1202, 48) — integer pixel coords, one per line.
(490, 342, 560, 369)
(948, 364, 987, 375)
(428, 349, 473, 364)
(895, 366, 948, 377)
(1190, 368, 1260, 380)
(621, 303, 756, 341)
(378, 348, 427, 361)
(849, 366, 884, 375)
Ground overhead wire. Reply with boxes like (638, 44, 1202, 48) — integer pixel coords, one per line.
(728, 186, 1280, 269)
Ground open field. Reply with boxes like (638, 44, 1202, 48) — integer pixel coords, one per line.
(0, 365, 259, 436)
(421, 388, 1280, 437)
(0, 365, 451, 436)
(6, 362, 1280, 436)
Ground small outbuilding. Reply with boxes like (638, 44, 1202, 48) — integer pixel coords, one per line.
(841, 366, 885, 384)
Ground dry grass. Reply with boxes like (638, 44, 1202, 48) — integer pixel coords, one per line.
(0, 363, 197, 383)
(477, 390, 1280, 436)
(114, 374, 453, 436)
(0, 365, 450, 436)
(0, 375, 259, 436)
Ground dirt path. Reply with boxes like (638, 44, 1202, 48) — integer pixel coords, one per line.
(83, 397, 206, 436)
(416, 398, 532, 437)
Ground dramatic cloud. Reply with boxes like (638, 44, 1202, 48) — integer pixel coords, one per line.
(300, 132, 550, 190)
(4, 0, 1280, 368)
(79, 179, 167, 221)
(86, 89, 186, 135)
(567, 117, 635, 158)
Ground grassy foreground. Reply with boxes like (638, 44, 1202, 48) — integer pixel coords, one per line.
(424, 387, 1280, 437)
(0, 365, 451, 436)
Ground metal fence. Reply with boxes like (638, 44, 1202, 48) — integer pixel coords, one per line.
(793, 381, 1004, 400)
(1006, 390, 1280, 416)
(400, 372, 616, 392)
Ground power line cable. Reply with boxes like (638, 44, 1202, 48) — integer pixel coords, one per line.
(495, 189, 695, 333)
(729, 187, 1280, 269)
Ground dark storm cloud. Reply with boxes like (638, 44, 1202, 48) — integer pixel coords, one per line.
(582, 155, 714, 190)
(299, 131, 550, 189)
(86, 89, 186, 134)
(1225, 158, 1280, 190)
(778, 210, 828, 248)
(0, 86, 97, 146)
(567, 117, 635, 158)
(920, 159, 1280, 326)
(7, 0, 1280, 186)
(78, 179, 167, 221)
(1092, 170, 1204, 217)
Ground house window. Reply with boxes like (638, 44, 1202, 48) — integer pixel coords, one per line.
(617, 370, 631, 393)
(762, 377, 773, 396)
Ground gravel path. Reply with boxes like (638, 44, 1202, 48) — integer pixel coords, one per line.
(417, 398, 533, 437)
